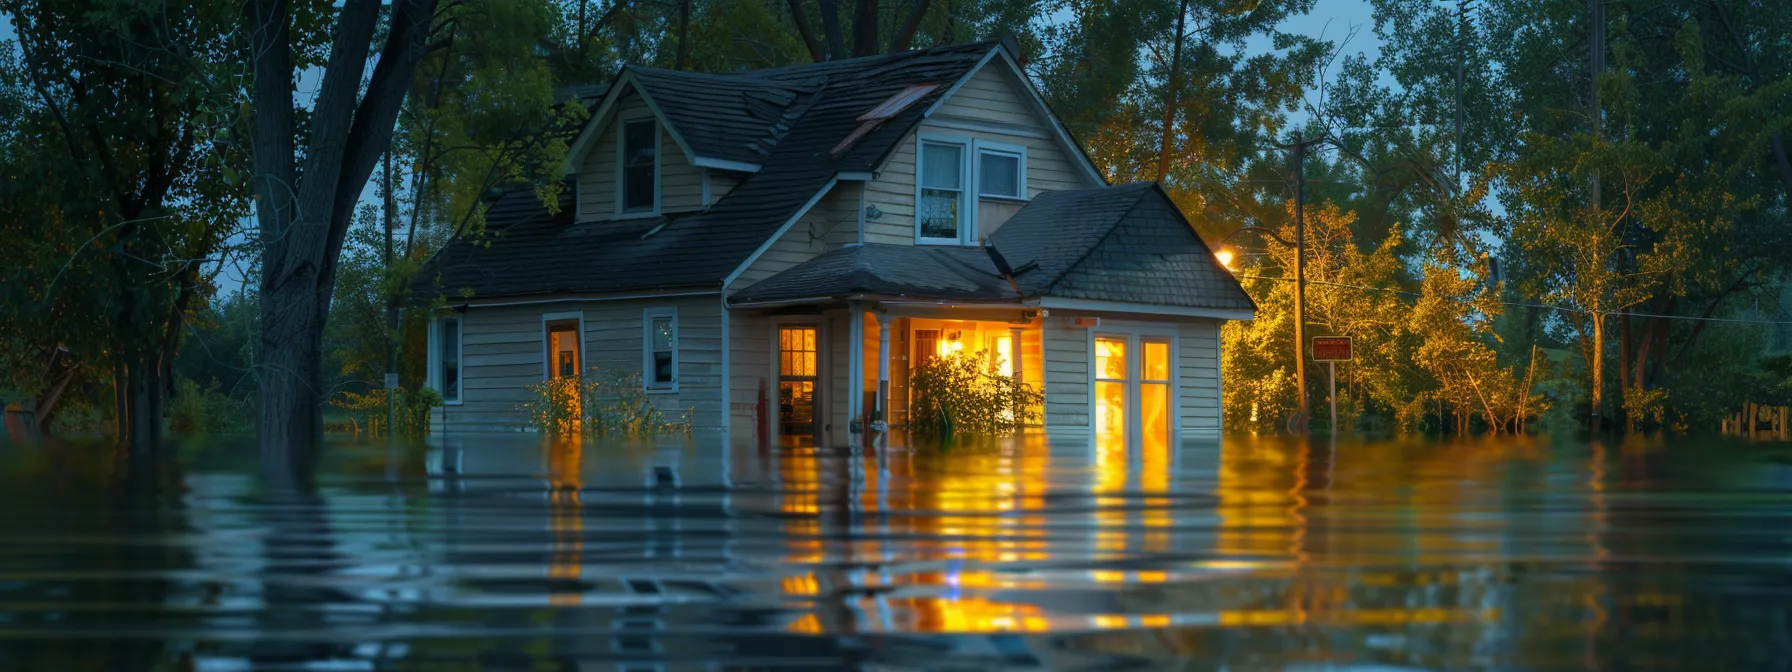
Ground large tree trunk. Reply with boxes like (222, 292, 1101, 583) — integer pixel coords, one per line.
(850, 0, 878, 57)
(252, 0, 438, 468)
(819, 0, 846, 60)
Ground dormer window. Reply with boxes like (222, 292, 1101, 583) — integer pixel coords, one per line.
(620, 118, 658, 214)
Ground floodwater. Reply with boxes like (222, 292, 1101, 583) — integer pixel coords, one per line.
(0, 435, 1788, 670)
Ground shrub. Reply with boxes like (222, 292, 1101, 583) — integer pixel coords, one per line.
(520, 366, 693, 436)
(329, 386, 442, 438)
(170, 377, 253, 435)
(909, 349, 1042, 441)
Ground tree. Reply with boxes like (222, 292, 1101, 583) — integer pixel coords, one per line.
(0, 0, 249, 446)
(249, 0, 440, 464)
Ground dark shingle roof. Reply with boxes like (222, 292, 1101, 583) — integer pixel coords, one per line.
(727, 244, 1017, 304)
(415, 42, 997, 301)
(729, 183, 1256, 314)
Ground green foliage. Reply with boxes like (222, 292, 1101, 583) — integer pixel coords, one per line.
(328, 386, 442, 439)
(908, 350, 1042, 441)
(520, 367, 693, 437)
(169, 377, 253, 436)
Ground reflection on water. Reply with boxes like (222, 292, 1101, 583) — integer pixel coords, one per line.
(0, 434, 1788, 669)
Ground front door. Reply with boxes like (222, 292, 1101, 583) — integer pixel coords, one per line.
(778, 325, 821, 445)
(1094, 334, 1173, 451)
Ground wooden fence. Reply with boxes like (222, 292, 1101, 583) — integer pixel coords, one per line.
(1722, 402, 1789, 440)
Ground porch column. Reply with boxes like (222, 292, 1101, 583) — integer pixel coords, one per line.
(1010, 325, 1024, 385)
(876, 312, 892, 448)
(848, 302, 865, 443)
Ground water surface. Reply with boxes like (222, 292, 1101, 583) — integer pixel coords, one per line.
(0, 435, 1788, 670)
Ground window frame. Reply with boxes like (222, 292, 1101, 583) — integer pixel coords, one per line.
(429, 314, 464, 406)
(643, 306, 679, 393)
(915, 132, 971, 245)
(615, 114, 661, 218)
(1084, 325, 1181, 447)
(973, 139, 1028, 202)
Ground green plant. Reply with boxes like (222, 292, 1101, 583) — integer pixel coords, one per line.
(169, 377, 253, 436)
(329, 385, 443, 438)
(909, 350, 1042, 441)
(520, 366, 693, 437)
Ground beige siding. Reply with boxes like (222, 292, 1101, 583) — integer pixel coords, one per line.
(580, 296, 725, 432)
(1179, 319, 1222, 439)
(727, 311, 772, 444)
(1042, 318, 1090, 429)
(434, 305, 548, 433)
(826, 310, 851, 444)
(931, 64, 1041, 127)
(728, 183, 850, 289)
(707, 169, 748, 206)
(576, 92, 704, 222)
(859, 63, 1096, 246)
(432, 297, 726, 435)
(822, 183, 863, 248)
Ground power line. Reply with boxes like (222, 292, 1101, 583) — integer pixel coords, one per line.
(1238, 274, 1792, 326)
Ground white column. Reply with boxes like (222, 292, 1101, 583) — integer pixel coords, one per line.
(1010, 325, 1024, 385)
(848, 302, 865, 442)
(876, 312, 892, 447)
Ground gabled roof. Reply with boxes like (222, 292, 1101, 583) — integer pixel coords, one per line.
(729, 183, 1256, 317)
(417, 42, 996, 301)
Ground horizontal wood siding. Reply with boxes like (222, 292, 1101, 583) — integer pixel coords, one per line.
(708, 169, 747, 206)
(827, 310, 850, 445)
(434, 305, 549, 433)
(727, 311, 771, 443)
(1043, 319, 1089, 428)
(823, 184, 862, 248)
(577, 93, 704, 221)
(433, 297, 725, 435)
(1179, 319, 1221, 439)
(729, 183, 847, 289)
(581, 296, 724, 432)
(860, 64, 1097, 246)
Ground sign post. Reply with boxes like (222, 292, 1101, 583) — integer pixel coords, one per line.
(1311, 337, 1353, 435)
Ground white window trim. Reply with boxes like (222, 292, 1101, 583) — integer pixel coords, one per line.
(973, 139, 1028, 201)
(429, 314, 464, 406)
(615, 113, 662, 219)
(643, 306, 679, 393)
(541, 311, 586, 381)
(1084, 323, 1180, 447)
(915, 132, 972, 246)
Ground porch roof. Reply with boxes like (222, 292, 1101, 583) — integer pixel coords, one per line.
(729, 182, 1257, 316)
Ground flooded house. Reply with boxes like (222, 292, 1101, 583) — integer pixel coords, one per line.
(413, 39, 1254, 447)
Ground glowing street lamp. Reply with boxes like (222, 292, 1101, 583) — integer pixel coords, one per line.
(1215, 224, 1308, 434)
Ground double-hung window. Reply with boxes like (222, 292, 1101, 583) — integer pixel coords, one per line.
(432, 315, 462, 404)
(917, 135, 1028, 244)
(620, 118, 658, 214)
(644, 307, 677, 392)
(917, 140, 965, 243)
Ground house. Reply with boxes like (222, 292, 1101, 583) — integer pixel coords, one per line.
(413, 39, 1255, 447)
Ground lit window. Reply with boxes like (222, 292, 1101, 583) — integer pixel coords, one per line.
(435, 316, 461, 404)
(644, 307, 677, 390)
(621, 119, 657, 212)
(919, 140, 965, 242)
(1095, 336, 1127, 443)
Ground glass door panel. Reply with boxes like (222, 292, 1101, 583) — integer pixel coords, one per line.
(779, 326, 819, 443)
(1142, 339, 1172, 451)
(1094, 336, 1129, 443)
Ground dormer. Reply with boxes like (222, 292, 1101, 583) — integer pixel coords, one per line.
(564, 68, 794, 224)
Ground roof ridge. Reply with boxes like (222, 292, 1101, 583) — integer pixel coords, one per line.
(1037, 184, 1156, 295)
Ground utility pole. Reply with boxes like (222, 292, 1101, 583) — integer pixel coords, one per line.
(1284, 132, 1323, 434)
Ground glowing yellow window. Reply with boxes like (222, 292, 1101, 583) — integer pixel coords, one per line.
(1142, 339, 1171, 452)
(1094, 336, 1128, 442)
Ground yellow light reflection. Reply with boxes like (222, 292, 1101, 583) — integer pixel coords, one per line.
(546, 437, 583, 606)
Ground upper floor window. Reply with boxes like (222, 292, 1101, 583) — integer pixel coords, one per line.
(643, 307, 678, 392)
(918, 140, 964, 243)
(918, 135, 1028, 244)
(620, 118, 658, 213)
(977, 143, 1025, 200)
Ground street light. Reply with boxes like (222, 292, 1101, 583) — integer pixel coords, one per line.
(1214, 224, 1308, 434)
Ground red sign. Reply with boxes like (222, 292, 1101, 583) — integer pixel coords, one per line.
(1312, 336, 1353, 362)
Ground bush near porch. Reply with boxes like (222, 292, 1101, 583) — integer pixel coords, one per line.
(521, 366, 693, 436)
(909, 350, 1042, 440)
